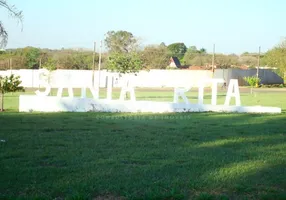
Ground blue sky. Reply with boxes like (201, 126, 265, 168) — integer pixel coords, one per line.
(0, 0, 285, 54)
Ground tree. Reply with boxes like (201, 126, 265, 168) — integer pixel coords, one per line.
(167, 43, 187, 60)
(104, 30, 138, 53)
(183, 47, 211, 66)
(243, 76, 260, 94)
(0, 0, 23, 48)
(106, 52, 143, 74)
(215, 54, 239, 68)
(188, 46, 198, 53)
(197, 48, 207, 66)
(40, 58, 57, 87)
(263, 40, 286, 80)
(141, 45, 169, 69)
(23, 47, 41, 69)
(57, 53, 94, 70)
(0, 74, 24, 111)
(106, 52, 143, 99)
(183, 46, 198, 65)
(188, 55, 212, 67)
(159, 42, 166, 47)
(42, 57, 57, 71)
(198, 48, 206, 54)
(238, 55, 257, 67)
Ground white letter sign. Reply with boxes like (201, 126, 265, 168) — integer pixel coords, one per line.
(173, 87, 191, 104)
(81, 87, 99, 99)
(211, 79, 224, 105)
(57, 86, 74, 98)
(35, 69, 51, 97)
(198, 82, 205, 105)
(107, 75, 113, 100)
(22, 74, 280, 114)
(224, 79, 241, 106)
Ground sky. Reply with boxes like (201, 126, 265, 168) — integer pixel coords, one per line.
(0, 0, 285, 54)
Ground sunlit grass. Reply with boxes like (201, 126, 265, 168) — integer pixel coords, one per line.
(0, 88, 285, 199)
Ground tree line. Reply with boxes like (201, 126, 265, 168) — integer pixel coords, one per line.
(0, 30, 285, 76)
(0, 47, 100, 70)
(104, 31, 264, 71)
(0, 0, 285, 75)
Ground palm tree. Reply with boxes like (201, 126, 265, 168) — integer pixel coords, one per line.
(0, 0, 23, 48)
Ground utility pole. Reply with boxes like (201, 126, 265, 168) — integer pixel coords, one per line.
(92, 42, 96, 87)
(9, 58, 12, 75)
(38, 58, 42, 89)
(98, 40, 102, 88)
(212, 44, 215, 77)
(256, 46, 261, 87)
(257, 46, 261, 78)
(9, 58, 12, 70)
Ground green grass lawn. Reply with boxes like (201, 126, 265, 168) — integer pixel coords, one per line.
(0, 88, 286, 200)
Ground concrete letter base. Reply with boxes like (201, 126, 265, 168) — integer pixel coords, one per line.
(19, 95, 281, 114)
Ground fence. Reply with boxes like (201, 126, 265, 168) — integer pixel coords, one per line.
(214, 69, 284, 85)
(0, 69, 213, 88)
(0, 68, 283, 88)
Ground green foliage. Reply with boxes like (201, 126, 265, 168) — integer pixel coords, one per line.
(42, 57, 57, 71)
(141, 45, 169, 69)
(106, 52, 143, 74)
(215, 54, 239, 68)
(183, 46, 211, 66)
(0, 48, 97, 70)
(243, 76, 260, 87)
(0, 73, 24, 111)
(166, 66, 180, 70)
(185, 55, 212, 66)
(259, 83, 286, 88)
(0, 74, 24, 94)
(263, 44, 286, 74)
(167, 43, 187, 60)
(199, 48, 207, 54)
(104, 30, 138, 53)
(23, 47, 41, 69)
(238, 55, 257, 67)
(184, 46, 197, 65)
(159, 42, 166, 47)
(58, 54, 93, 70)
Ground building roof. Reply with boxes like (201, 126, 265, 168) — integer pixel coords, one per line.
(170, 57, 181, 67)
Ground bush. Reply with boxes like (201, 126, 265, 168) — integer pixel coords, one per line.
(106, 52, 143, 74)
(0, 74, 24, 111)
(259, 84, 286, 88)
(243, 76, 260, 87)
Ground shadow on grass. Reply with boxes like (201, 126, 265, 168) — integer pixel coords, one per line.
(0, 112, 285, 200)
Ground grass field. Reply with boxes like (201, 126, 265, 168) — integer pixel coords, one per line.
(0, 88, 286, 200)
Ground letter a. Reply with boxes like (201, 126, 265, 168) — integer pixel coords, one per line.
(224, 79, 241, 106)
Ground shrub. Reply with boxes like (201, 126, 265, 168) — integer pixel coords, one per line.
(260, 84, 286, 88)
(243, 76, 260, 87)
(0, 74, 24, 111)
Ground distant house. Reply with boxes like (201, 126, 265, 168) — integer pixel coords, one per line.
(169, 57, 181, 68)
